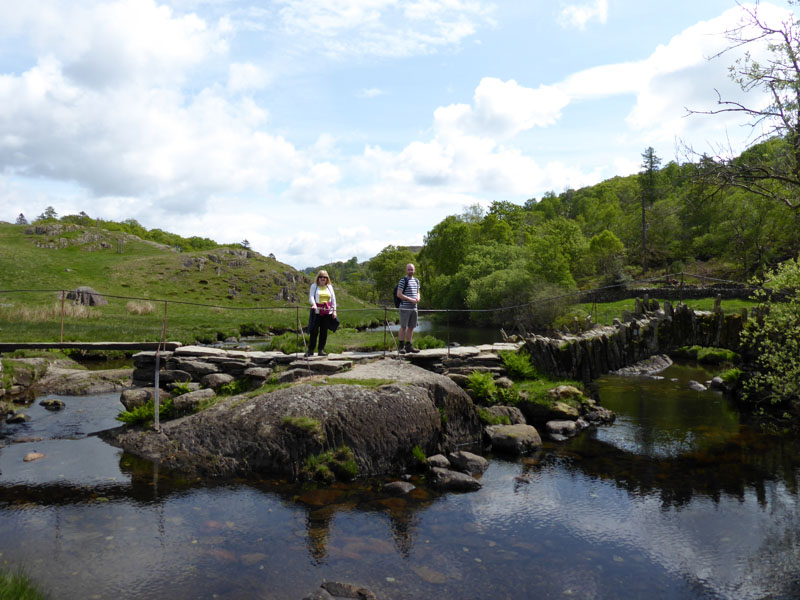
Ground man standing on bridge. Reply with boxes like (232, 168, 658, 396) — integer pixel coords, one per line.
(396, 263, 421, 354)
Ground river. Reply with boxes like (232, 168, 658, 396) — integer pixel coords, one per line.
(1, 363, 799, 599)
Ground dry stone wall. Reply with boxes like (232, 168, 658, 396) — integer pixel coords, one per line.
(524, 299, 745, 382)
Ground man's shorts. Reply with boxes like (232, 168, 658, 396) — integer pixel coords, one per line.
(399, 307, 418, 329)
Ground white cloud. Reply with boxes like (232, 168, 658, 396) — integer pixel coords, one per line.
(228, 62, 271, 93)
(357, 87, 385, 98)
(558, 0, 608, 30)
(435, 77, 570, 139)
(273, 0, 495, 58)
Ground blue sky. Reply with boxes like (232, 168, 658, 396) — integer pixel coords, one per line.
(0, 0, 793, 268)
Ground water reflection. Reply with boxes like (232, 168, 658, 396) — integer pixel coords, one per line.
(1, 365, 800, 598)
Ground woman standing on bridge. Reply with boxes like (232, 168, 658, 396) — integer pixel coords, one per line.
(306, 270, 337, 357)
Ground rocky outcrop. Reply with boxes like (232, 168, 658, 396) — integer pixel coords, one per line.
(104, 360, 483, 479)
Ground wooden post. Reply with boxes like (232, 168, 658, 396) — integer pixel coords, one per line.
(60, 290, 65, 343)
(383, 307, 387, 358)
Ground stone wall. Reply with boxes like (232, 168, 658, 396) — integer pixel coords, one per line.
(524, 300, 745, 382)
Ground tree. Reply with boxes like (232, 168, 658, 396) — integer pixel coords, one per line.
(740, 255, 800, 410)
(688, 2, 800, 209)
(366, 245, 417, 304)
(15, 213, 27, 225)
(639, 147, 661, 271)
(35, 206, 57, 222)
(241, 239, 251, 250)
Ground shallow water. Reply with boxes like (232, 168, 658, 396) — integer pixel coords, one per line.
(1, 366, 799, 599)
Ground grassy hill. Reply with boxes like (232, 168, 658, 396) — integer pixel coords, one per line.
(0, 222, 382, 344)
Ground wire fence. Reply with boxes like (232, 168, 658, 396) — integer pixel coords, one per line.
(0, 272, 760, 355)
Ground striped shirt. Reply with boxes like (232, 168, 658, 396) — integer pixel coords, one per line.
(398, 276, 420, 310)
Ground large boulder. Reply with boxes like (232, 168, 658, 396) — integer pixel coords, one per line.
(104, 360, 482, 479)
(66, 286, 108, 306)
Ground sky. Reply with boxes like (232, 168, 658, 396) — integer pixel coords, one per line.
(0, 0, 794, 269)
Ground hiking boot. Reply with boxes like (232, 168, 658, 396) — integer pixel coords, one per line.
(406, 342, 420, 354)
(318, 350, 326, 357)
(304, 351, 313, 357)
(398, 345, 406, 354)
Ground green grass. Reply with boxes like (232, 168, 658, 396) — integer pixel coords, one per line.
(575, 297, 758, 326)
(477, 407, 511, 425)
(281, 416, 322, 435)
(0, 568, 48, 600)
(303, 446, 358, 482)
(673, 345, 739, 365)
(515, 377, 585, 407)
(0, 222, 385, 344)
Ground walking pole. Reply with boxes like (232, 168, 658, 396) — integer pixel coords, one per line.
(153, 301, 168, 432)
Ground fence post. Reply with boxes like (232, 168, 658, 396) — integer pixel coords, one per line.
(60, 290, 65, 343)
(383, 307, 387, 358)
(296, 306, 300, 357)
(680, 271, 685, 305)
(446, 310, 451, 358)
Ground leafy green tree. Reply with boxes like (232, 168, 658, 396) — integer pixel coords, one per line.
(14, 213, 27, 225)
(740, 255, 800, 409)
(420, 215, 475, 277)
(589, 230, 625, 279)
(35, 206, 58, 222)
(366, 245, 417, 303)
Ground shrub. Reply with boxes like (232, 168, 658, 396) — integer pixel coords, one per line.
(720, 368, 742, 384)
(218, 378, 250, 396)
(117, 397, 176, 425)
(414, 335, 446, 350)
(170, 382, 193, 397)
(500, 350, 537, 380)
(467, 371, 497, 404)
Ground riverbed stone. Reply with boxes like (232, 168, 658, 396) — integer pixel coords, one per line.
(447, 450, 488, 475)
(546, 420, 578, 438)
(383, 481, 416, 495)
(6, 412, 30, 423)
(426, 454, 450, 469)
(39, 398, 65, 411)
(429, 467, 482, 492)
(321, 581, 377, 600)
(485, 424, 542, 455)
(688, 380, 707, 392)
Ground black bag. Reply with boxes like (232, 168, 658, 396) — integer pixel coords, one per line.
(393, 277, 409, 308)
(328, 316, 340, 332)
